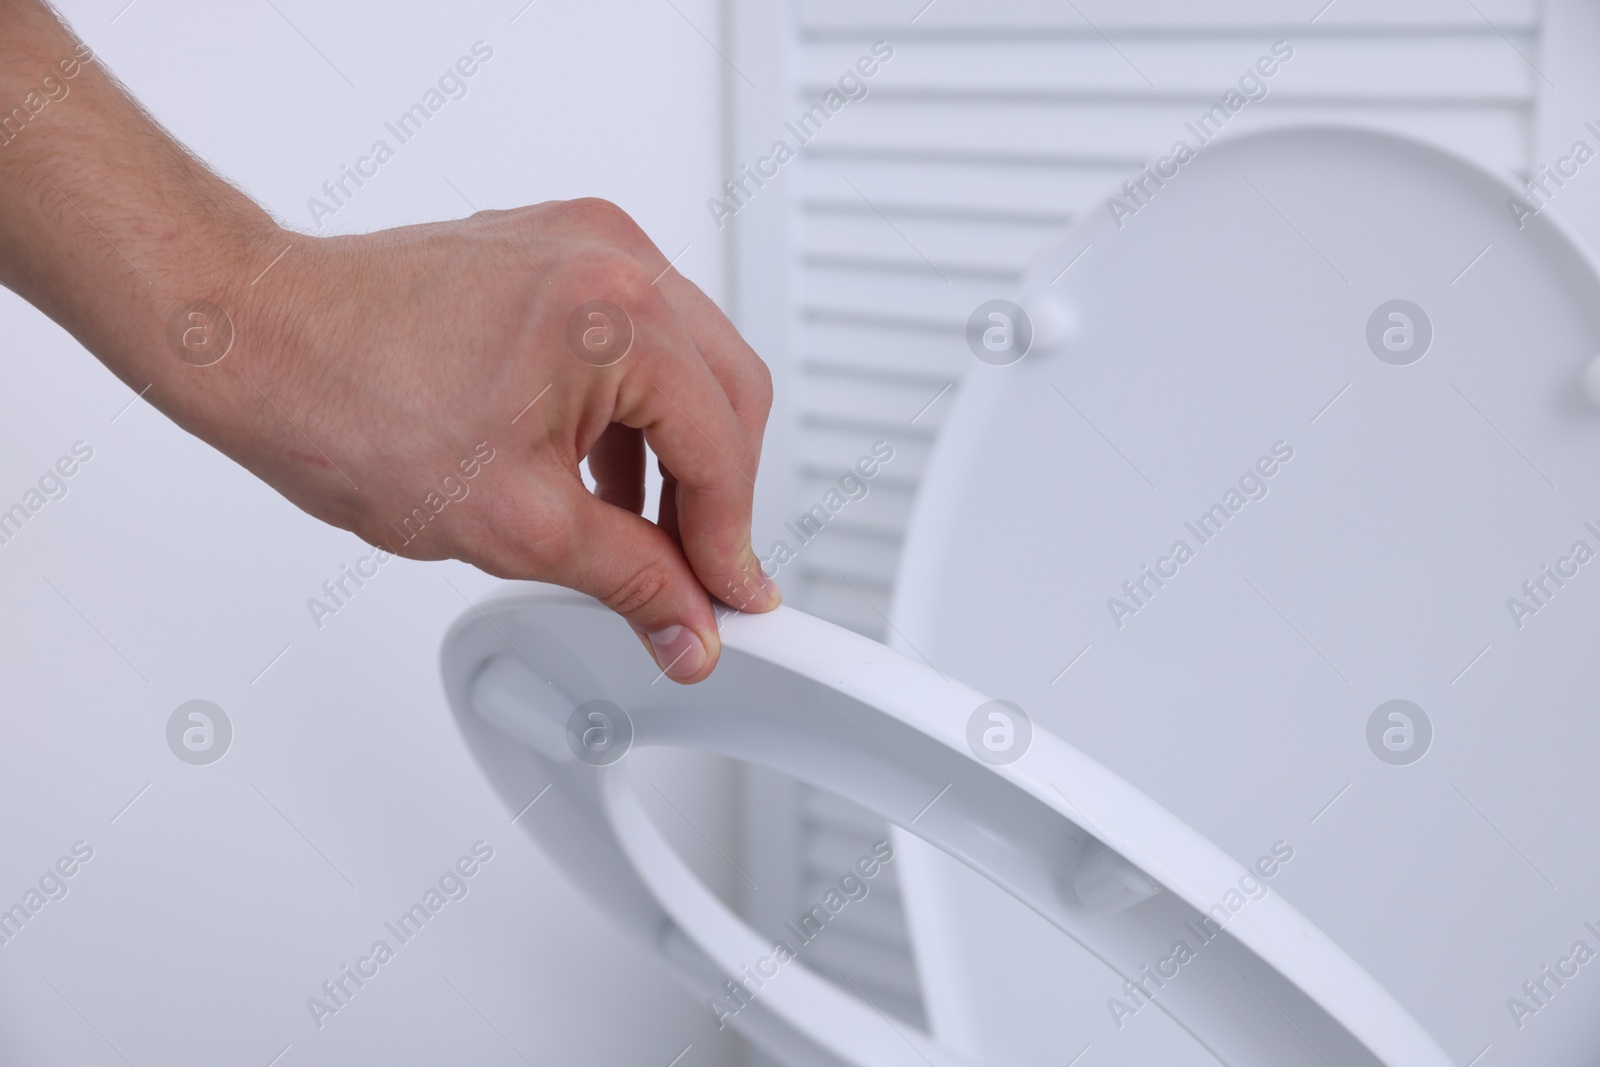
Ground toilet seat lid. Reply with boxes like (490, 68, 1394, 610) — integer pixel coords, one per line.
(892, 125, 1600, 1061)
(440, 586, 1451, 1066)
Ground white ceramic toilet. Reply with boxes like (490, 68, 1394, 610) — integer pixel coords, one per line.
(440, 127, 1600, 1065)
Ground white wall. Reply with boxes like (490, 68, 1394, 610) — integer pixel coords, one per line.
(0, 1, 748, 1064)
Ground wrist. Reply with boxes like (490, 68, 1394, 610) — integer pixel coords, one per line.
(153, 218, 321, 446)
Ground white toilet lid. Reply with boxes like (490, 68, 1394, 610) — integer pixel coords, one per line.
(440, 587, 1451, 1066)
(892, 126, 1600, 1065)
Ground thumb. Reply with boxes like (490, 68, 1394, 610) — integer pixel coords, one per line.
(538, 477, 721, 684)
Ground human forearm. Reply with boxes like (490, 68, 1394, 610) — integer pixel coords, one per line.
(0, 1, 277, 407)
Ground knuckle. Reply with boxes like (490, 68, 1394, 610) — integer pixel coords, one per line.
(605, 261, 656, 311)
(561, 246, 655, 310)
(745, 355, 774, 412)
(602, 559, 674, 617)
(563, 197, 643, 240)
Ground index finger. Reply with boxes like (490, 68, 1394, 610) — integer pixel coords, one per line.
(653, 270, 774, 453)
(611, 291, 779, 614)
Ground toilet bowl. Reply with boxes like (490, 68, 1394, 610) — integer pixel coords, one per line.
(441, 127, 1600, 1065)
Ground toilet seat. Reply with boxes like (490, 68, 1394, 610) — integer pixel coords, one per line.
(443, 126, 1600, 1065)
(439, 588, 1450, 1066)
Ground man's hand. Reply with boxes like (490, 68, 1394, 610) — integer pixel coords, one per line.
(225, 203, 779, 682)
(0, 2, 778, 682)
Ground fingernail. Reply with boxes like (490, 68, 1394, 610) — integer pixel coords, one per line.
(647, 625, 707, 681)
(744, 552, 782, 609)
